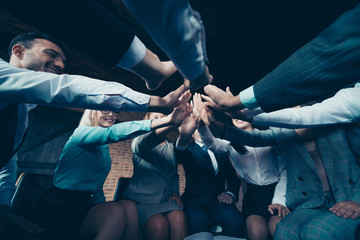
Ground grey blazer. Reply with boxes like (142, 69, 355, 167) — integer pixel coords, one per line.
(225, 124, 360, 211)
(123, 132, 179, 204)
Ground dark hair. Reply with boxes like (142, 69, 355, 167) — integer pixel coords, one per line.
(8, 32, 64, 57)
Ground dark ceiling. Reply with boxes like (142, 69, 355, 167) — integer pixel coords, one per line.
(0, 0, 359, 97)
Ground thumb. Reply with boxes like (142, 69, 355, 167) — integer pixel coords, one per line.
(226, 86, 233, 95)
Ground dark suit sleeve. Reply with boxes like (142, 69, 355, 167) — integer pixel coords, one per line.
(253, 3, 360, 112)
(225, 159, 241, 202)
(174, 142, 193, 165)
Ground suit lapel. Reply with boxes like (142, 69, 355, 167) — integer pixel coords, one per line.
(283, 130, 319, 176)
(316, 129, 334, 185)
(192, 143, 217, 176)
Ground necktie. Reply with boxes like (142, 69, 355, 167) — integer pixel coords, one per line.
(0, 103, 19, 169)
(202, 144, 207, 152)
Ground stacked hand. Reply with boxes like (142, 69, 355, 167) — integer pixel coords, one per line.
(203, 85, 242, 110)
(149, 84, 187, 114)
(192, 93, 215, 126)
(178, 112, 199, 138)
(201, 87, 249, 121)
(168, 90, 193, 126)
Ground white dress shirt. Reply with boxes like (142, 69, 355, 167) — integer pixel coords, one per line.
(198, 125, 287, 206)
(245, 82, 360, 128)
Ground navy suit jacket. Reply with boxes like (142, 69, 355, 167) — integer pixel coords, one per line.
(175, 142, 240, 206)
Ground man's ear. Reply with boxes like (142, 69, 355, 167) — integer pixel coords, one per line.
(12, 44, 25, 60)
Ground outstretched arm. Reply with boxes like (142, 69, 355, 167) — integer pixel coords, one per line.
(76, 98, 193, 146)
(252, 84, 360, 128)
(123, 0, 212, 90)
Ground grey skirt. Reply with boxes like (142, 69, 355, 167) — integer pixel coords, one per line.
(137, 200, 182, 228)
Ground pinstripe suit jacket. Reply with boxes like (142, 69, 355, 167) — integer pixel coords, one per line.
(225, 124, 360, 211)
(253, 3, 360, 112)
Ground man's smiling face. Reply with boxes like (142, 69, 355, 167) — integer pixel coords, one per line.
(20, 38, 66, 74)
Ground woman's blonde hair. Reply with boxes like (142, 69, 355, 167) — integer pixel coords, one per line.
(78, 109, 98, 127)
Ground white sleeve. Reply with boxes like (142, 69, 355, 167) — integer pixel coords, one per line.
(0, 59, 150, 112)
(271, 156, 287, 206)
(252, 84, 360, 128)
(122, 0, 207, 81)
(198, 125, 230, 153)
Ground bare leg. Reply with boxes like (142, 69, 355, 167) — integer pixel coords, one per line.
(79, 202, 126, 240)
(166, 210, 187, 240)
(144, 214, 169, 240)
(131, 49, 177, 90)
(268, 215, 283, 237)
(118, 200, 139, 240)
(246, 215, 269, 240)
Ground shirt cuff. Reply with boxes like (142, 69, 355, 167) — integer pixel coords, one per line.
(243, 107, 264, 119)
(144, 119, 152, 131)
(225, 191, 236, 201)
(175, 138, 188, 150)
(117, 36, 146, 70)
(239, 86, 259, 110)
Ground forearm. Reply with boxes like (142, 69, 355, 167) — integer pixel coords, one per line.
(76, 120, 152, 145)
(198, 125, 229, 153)
(177, 135, 191, 148)
(152, 126, 175, 142)
(122, 0, 207, 81)
(150, 115, 175, 130)
(225, 126, 278, 147)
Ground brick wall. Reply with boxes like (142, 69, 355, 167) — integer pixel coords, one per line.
(103, 141, 186, 201)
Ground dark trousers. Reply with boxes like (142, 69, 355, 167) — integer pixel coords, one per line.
(26, 186, 94, 240)
(184, 200, 244, 237)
